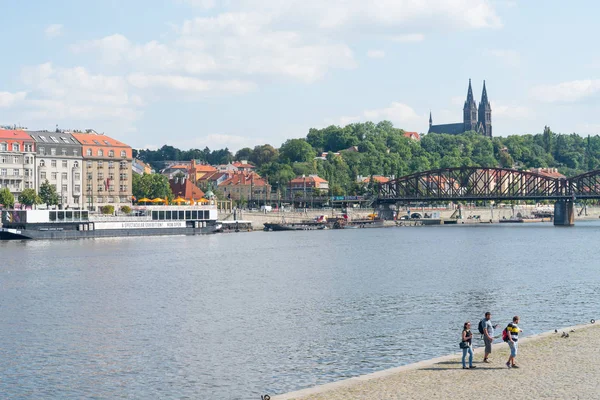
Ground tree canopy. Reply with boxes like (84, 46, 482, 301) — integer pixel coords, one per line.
(0, 187, 15, 208)
(132, 173, 174, 200)
(39, 180, 59, 207)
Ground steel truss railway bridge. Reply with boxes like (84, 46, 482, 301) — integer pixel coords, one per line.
(376, 167, 600, 226)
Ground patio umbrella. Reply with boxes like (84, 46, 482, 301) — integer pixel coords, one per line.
(173, 197, 186, 204)
(138, 198, 151, 203)
(199, 198, 210, 203)
(151, 198, 165, 203)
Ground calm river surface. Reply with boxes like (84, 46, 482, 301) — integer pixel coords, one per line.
(2, 222, 600, 399)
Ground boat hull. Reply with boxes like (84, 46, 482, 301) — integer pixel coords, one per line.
(0, 225, 221, 240)
(264, 223, 327, 231)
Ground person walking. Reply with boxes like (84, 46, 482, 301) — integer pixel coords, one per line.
(505, 316, 522, 368)
(461, 322, 476, 369)
(482, 312, 498, 363)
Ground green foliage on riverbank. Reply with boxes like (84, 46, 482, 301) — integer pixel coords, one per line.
(134, 122, 599, 195)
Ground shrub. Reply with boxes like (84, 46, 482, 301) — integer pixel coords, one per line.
(120, 205, 132, 214)
(101, 205, 115, 215)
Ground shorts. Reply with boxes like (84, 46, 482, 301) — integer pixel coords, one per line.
(484, 335, 493, 353)
(508, 341, 518, 357)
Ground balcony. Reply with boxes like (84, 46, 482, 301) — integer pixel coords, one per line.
(119, 165, 128, 170)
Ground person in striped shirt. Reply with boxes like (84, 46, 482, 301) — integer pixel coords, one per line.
(506, 316, 522, 368)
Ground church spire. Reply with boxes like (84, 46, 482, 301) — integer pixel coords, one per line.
(478, 80, 492, 137)
(429, 110, 432, 128)
(466, 78, 474, 104)
(480, 80, 489, 105)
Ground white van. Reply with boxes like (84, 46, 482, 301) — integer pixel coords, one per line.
(260, 205, 272, 212)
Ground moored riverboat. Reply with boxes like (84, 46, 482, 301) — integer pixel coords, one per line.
(263, 221, 327, 231)
(0, 206, 221, 240)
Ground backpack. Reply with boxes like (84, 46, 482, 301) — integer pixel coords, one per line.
(502, 327, 509, 342)
(478, 318, 486, 335)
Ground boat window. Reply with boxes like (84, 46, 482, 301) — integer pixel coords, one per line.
(66, 211, 73, 219)
(159, 211, 165, 220)
(82, 211, 88, 220)
(192, 210, 198, 219)
(179, 211, 184, 220)
(49, 211, 56, 221)
(74, 211, 80, 219)
(152, 211, 158, 220)
(58, 211, 65, 220)
(166, 211, 172, 220)
(185, 211, 191, 220)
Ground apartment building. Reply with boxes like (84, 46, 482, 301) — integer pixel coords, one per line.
(28, 130, 83, 209)
(0, 128, 36, 199)
(71, 131, 133, 212)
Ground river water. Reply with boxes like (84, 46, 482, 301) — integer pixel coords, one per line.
(1, 222, 600, 399)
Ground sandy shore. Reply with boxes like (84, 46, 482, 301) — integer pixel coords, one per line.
(273, 322, 600, 400)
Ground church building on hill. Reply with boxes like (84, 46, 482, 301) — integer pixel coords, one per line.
(428, 79, 492, 137)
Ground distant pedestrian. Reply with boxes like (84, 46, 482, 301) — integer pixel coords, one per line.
(505, 316, 522, 368)
(480, 312, 499, 363)
(461, 322, 476, 369)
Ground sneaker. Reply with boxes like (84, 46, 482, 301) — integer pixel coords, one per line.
(506, 362, 511, 368)
(512, 364, 520, 368)
(469, 365, 476, 369)
(483, 359, 491, 363)
(463, 367, 468, 369)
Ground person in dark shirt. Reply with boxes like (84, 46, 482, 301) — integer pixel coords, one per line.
(461, 322, 476, 369)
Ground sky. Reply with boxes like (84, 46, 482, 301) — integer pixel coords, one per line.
(1, 0, 600, 151)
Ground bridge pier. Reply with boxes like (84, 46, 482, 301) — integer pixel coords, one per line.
(377, 203, 396, 220)
(554, 200, 575, 226)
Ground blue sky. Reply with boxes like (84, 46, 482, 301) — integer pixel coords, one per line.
(1, 0, 599, 151)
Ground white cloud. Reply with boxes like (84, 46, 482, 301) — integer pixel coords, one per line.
(330, 102, 423, 129)
(484, 49, 520, 67)
(367, 49, 385, 58)
(491, 102, 530, 119)
(531, 79, 600, 103)
(45, 24, 63, 38)
(390, 33, 425, 43)
(20, 63, 140, 122)
(180, 0, 215, 8)
(127, 73, 256, 94)
(0, 91, 27, 108)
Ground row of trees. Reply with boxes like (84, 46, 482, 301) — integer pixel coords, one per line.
(0, 181, 60, 208)
(134, 122, 600, 197)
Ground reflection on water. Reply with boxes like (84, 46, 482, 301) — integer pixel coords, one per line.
(2, 222, 600, 399)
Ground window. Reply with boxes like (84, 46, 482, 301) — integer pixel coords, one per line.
(51, 160, 57, 167)
(75, 173, 80, 181)
(1, 169, 7, 176)
(40, 147, 46, 155)
(41, 171, 46, 179)
(108, 161, 114, 168)
(61, 137, 69, 143)
(62, 184, 68, 193)
(74, 161, 79, 168)
(0, 143, 7, 151)
(25, 169, 31, 177)
(51, 172, 57, 180)
(98, 186, 103, 192)
(97, 149, 103, 157)
(87, 173, 92, 180)
(104, 140, 110, 146)
(0, 156, 6, 163)
(62, 172, 68, 180)
(98, 161, 103, 168)
(98, 172, 104, 179)
(108, 150, 114, 157)
(12, 143, 20, 151)
(86, 160, 92, 168)
(13, 156, 19, 164)
(13, 169, 20, 176)
(24, 144, 33, 152)
(120, 184, 128, 192)
(39, 136, 48, 142)
(93, 140, 101, 145)
(86, 149, 92, 156)
(51, 148, 57, 155)
(25, 182, 32, 189)
(73, 150, 78, 156)
(121, 150, 126, 158)
(120, 161, 128, 169)
(62, 160, 68, 168)
(120, 173, 127, 180)
(109, 173, 114, 180)
(24, 156, 31, 164)
(107, 196, 113, 203)
(61, 149, 67, 156)
(40, 160, 45, 167)
(74, 185, 80, 193)
(50, 136, 59, 143)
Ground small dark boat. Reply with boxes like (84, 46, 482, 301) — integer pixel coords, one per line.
(264, 222, 327, 231)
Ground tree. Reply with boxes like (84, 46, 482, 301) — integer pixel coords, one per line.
(279, 139, 316, 163)
(250, 144, 279, 167)
(39, 180, 59, 207)
(18, 188, 41, 207)
(132, 173, 173, 200)
(234, 147, 253, 161)
(0, 187, 15, 208)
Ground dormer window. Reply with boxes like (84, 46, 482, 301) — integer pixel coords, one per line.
(50, 136, 59, 143)
(86, 149, 92, 156)
(109, 150, 114, 157)
(40, 160, 45, 167)
(12, 143, 20, 152)
(0, 143, 7, 151)
(98, 149, 104, 157)
(121, 150, 126, 158)
(51, 148, 57, 155)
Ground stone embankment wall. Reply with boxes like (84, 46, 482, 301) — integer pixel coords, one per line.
(218, 209, 375, 230)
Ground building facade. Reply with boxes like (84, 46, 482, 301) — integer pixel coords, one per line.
(428, 79, 492, 137)
(71, 131, 133, 211)
(28, 130, 83, 209)
(219, 171, 270, 205)
(0, 128, 36, 200)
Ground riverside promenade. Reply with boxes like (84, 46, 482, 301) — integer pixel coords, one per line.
(274, 322, 600, 400)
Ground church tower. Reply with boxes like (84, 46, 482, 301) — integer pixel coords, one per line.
(463, 79, 478, 132)
(478, 80, 492, 137)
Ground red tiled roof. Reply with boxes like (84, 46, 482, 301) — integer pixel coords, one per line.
(169, 179, 205, 199)
(362, 176, 390, 183)
(404, 131, 421, 140)
(194, 164, 217, 172)
(232, 162, 255, 169)
(290, 175, 328, 184)
(220, 171, 267, 186)
(0, 129, 32, 140)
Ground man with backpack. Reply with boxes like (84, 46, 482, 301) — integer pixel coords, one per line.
(478, 312, 498, 363)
